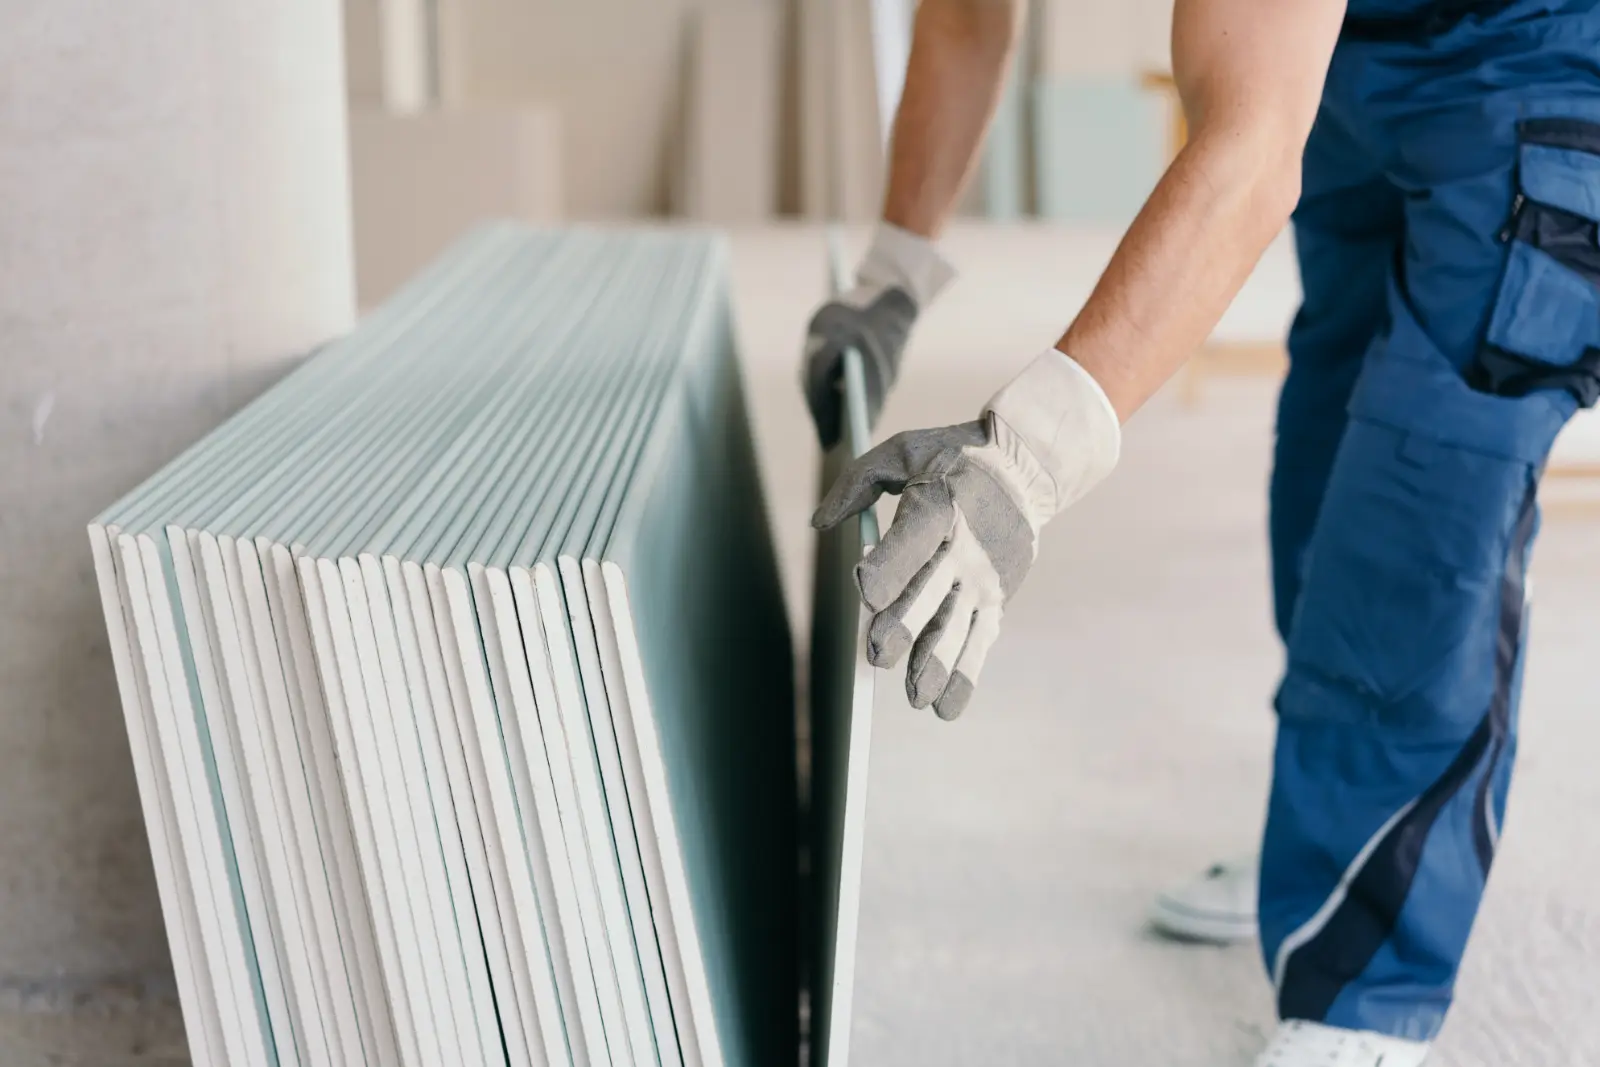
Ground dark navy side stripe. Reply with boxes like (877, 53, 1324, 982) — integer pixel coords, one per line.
(1520, 116, 1600, 158)
(1278, 484, 1536, 1023)
(1470, 736, 1503, 877)
(1468, 489, 1532, 876)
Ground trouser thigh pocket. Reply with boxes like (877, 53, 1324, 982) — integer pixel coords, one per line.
(1469, 115, 1600, 407)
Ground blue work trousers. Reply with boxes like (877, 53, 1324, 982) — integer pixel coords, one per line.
(1261, 3, 1600, 1040)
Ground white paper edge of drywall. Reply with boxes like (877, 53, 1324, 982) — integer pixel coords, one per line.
(157, 530, 279, 1067)
(256, 539, 382, 1066)
(129, 531, 272, 1067)
(237, 537, 354, 1064)
(399, 556, 533, 1067)
(583, 556, 702, 1067)
(438, 564, 564, 1067)
(506, 562, 629, 1065)
(207, 531, 322, 1065)
(379, 555, 504, 1062)
(422, 562, 546, 1067)
(332, 555, 462, 1064)
(272, 542, 400, 1067)
(299, 554, 428, 1067)
(820, 576, 876, 1067)
(180, 530, 300, 1063)
(601, 561, 727, 1067)
(469, 562, 589, 1067)
(559, 551, 682, 1067)
(90, 525, 223, 1067)
(359, 552, 495, 1067)
(531, 559, 660, 1064)
(186, 532, 300, 1065)
(821, 341, 881, 1067)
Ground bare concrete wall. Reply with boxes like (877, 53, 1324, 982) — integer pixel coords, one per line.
(0, 0, 354, 995)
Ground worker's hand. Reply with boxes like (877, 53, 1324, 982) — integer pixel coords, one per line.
(803, 223, 956, 448)
(812, 349, 1121, 719)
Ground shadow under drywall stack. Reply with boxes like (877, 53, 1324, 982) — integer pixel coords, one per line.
(86, 226, 796, 1067)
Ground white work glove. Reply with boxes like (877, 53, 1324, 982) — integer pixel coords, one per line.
(812, 349, 1121, 719)
(803, 222, 957, 448)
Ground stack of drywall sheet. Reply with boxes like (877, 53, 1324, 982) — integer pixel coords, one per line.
(805, 241, 880, 1067)
(88, 225, 796, 1067)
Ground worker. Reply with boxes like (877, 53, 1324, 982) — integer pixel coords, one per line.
(804, 0, 1600, 1063)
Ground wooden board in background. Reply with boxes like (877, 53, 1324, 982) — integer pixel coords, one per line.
(677, 3, 782, 223)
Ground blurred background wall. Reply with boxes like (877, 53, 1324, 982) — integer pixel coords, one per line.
(342, 0, 1180, 304)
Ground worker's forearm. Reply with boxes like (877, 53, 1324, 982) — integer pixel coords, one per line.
(1058, 123, 1301, 422)
(882, 0, 1022, 239)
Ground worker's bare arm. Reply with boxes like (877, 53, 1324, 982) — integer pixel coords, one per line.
(1060, 0, 1347, 421)
(882, 0, 1025, 238)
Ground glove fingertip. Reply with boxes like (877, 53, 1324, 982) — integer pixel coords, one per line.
(866, 615, 912, 668)
(852, 556, 895, 612)
(906, 656, 949, 710)
(932, 672, 974, 721)
(811, 490, 854, 530)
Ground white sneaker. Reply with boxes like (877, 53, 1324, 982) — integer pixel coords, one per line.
(1148, 856, 1258, 943)
(1255, 1019, 1431, 1066)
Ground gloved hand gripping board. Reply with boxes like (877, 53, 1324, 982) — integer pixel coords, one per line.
(805, 233, 881, 1067)
(87, 226, 797, 1067)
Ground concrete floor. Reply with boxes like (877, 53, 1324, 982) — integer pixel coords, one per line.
(0, 1002, 187, 1067)
(12, 224, 1596, 1064)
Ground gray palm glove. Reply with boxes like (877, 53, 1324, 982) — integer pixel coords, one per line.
(812, 349, 1122, 720)
(803, 223, 956, 448)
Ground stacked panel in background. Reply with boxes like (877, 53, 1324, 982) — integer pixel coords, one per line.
(88, 226, 796, 1067)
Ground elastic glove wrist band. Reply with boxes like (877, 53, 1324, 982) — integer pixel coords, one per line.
(983, 348, 1122, 521)
(856, 222, 958, 309)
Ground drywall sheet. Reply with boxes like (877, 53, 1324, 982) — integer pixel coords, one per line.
(806, 239, 880, 1067)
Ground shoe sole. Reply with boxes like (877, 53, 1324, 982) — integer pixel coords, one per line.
(1148, 897, 1257, 944)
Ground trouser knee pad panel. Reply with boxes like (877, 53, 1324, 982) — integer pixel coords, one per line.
(1277, 416, 1532, 740)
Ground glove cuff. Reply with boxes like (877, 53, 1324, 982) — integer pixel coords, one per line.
(856, 222, 957, 310)
(983, 348, 1122, 520)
